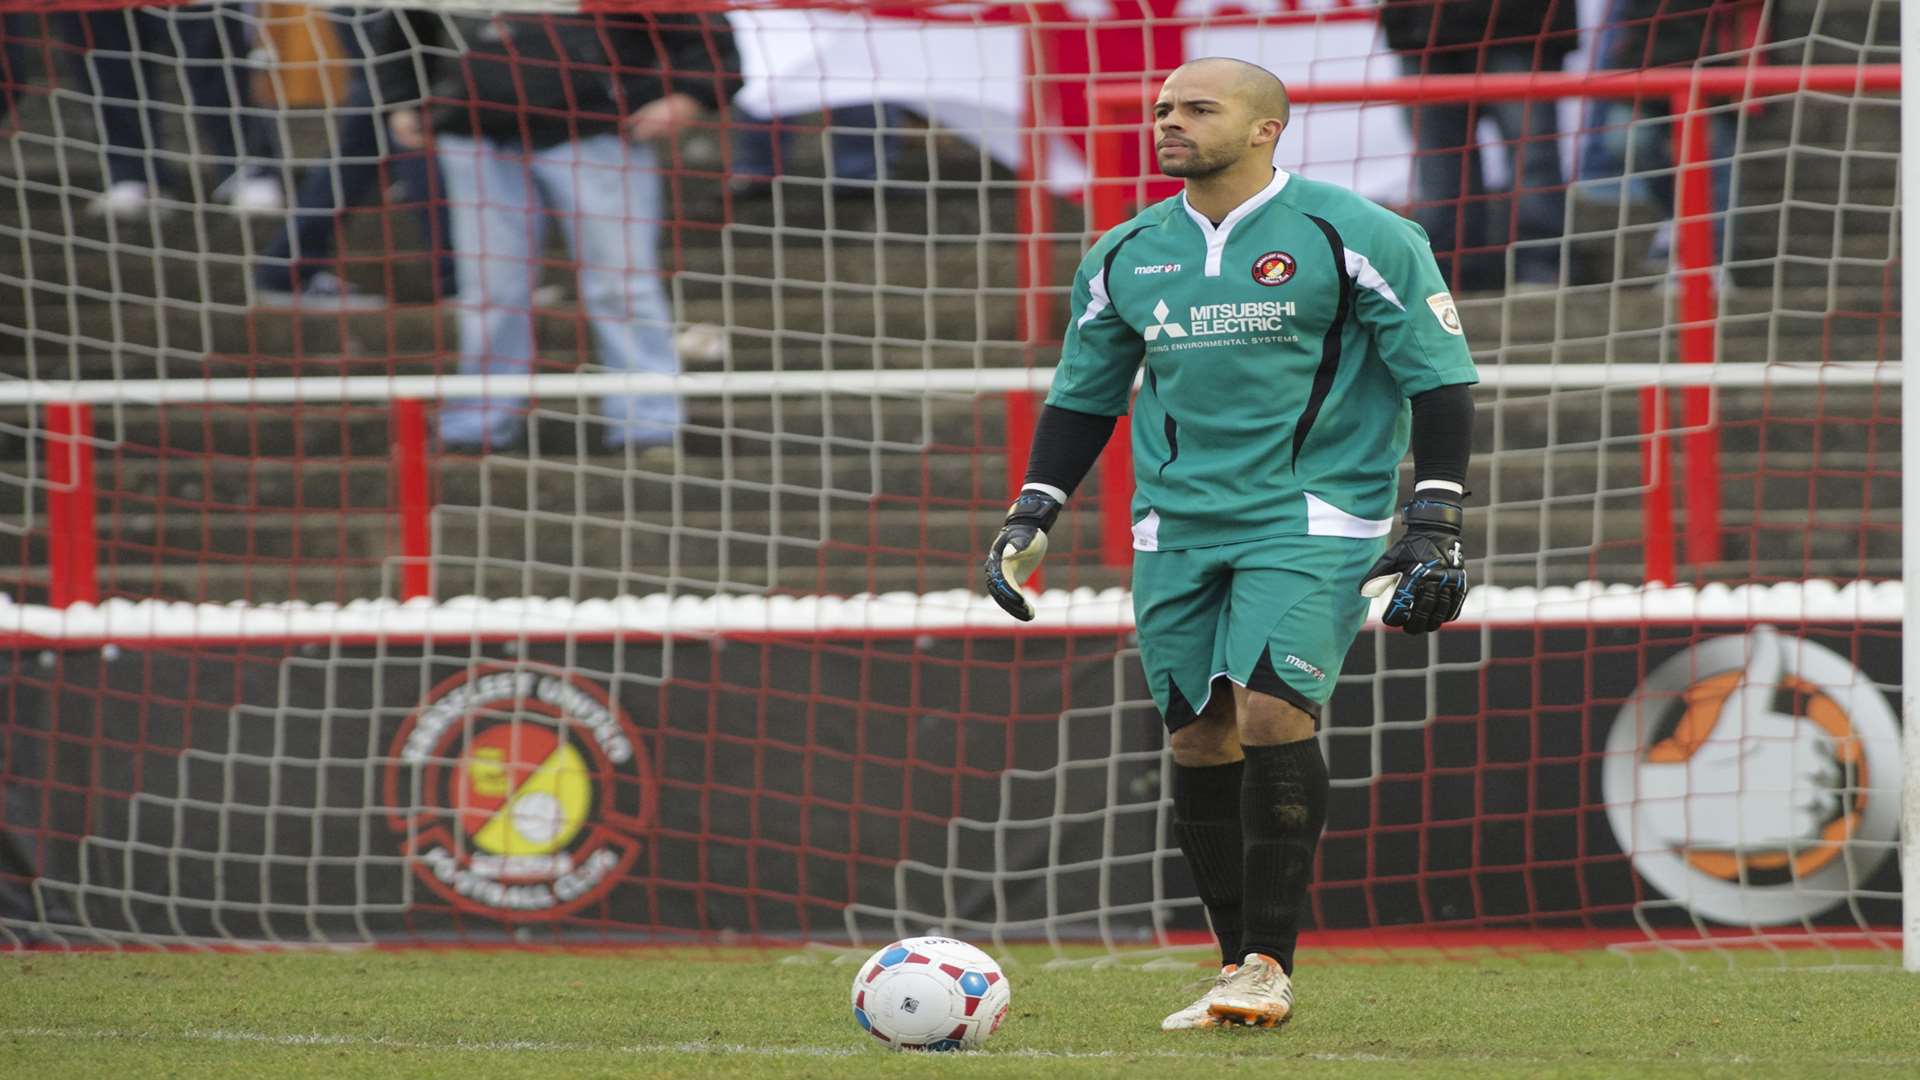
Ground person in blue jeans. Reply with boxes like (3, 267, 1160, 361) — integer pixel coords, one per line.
(1380, 0, 1580, 291)
(729, 101, 902, 198)
(1576, 0, 1741, 271)
(61, 3, 283, 220)
(376, 10, 739, 451)
(254, 8, 454, 309)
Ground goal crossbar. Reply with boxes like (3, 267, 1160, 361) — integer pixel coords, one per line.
(0, 362, 1897, 407)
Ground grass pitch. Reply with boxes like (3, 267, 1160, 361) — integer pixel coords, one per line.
(2, 947, 1916, 1078)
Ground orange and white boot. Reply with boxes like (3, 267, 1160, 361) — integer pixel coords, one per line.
(1206, 952, 1294, 1028)
(1160, 963, 1237, 1030)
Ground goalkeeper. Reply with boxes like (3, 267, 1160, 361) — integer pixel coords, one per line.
(984, 58, 1477, 1030)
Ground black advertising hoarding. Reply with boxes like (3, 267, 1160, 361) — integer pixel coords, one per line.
(1, 620, 1901, 943)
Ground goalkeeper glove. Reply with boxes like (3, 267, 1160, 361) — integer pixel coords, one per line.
(983, 489, 1062, 622)
(1360, 495, 1468, 634)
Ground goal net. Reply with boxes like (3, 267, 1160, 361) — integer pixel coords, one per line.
(0, 0, 1905, 963)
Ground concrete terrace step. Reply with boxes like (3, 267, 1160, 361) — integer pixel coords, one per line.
(2, 502, 1888, 605)
(0, 442, 1887, 522)
(0, 383, 1889, 457)
(10, 501, 1887, 570)
(0, 284, 1897, 383)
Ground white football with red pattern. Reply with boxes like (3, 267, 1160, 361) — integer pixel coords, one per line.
(849, 936, 1011, 1051)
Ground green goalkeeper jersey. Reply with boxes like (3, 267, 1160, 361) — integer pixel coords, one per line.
(1047, 168, 1479, 552)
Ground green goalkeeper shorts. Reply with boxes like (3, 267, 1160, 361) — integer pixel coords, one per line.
(1131, 533, 1387, 730)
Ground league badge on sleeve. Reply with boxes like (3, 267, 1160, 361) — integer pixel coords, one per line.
(1426, 292, 1464, 335)
(1251, 251, 1296, 286)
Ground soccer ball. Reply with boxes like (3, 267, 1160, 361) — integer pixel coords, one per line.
(849, 936, 1011, 1051)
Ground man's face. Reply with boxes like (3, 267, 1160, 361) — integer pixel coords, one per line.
(1152, 67, 1255, 179)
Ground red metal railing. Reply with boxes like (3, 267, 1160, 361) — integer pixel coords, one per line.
(44, 403, 97, 608)
(1049, 64, 1899, 585)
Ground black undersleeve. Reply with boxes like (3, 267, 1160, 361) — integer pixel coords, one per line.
(1022, 404, 1119, 497)
(1409, 382, 1475, 489)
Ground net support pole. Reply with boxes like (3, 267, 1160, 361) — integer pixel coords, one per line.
(1017, 22, 1055, 346)
(391, 398, 431, 601)
(1090, 93, 1136, 569)
(44, 403, 97, 608)
(1672, 86, 1722, 574)
(1100, 414, 1134, 568)
(1639, 385, 1676, 585)
(1900, 4, 1920, 974)
(1002, 389, 1039, 589)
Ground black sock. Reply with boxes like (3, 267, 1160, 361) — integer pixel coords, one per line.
(1239, 739, 1329, 975)
(1171, 758, 1244, 968)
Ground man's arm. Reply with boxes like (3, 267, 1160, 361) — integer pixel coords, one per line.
(984, 238, 1145, 621)
(1349, 213, 1479, 633)
(1409, 381, 1474, 495)
(611, 10, 739, 115)
(370, 11, 441, 150)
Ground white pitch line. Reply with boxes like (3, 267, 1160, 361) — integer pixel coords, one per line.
(2, 1026, 1916, 1068)
(0, 1025, 1408, 1061)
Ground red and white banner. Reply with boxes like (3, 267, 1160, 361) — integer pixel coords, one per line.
(727, 2, 1412, 200)
(729, 0, 1613, 202)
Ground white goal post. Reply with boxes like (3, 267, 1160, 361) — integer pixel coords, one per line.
(1899, 0, 1919, 976)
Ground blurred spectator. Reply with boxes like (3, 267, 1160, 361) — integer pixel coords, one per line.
(1576, 0, 1758, 270)
(729, 102, 904, 199)
(2, 13, 36, 136)
(377, 10, 739, 452)
(62, 4, 283, 221)
(1381, 0, 1580, 291)
(253, 8, 453, 310)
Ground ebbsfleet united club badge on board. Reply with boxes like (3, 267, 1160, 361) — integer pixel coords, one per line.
(384, 663, 654, 920)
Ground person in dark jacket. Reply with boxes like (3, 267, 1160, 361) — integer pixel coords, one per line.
(252, 8, 455, 310)
(1381, 0, 1579, 291)
(379, 10, 739, 451)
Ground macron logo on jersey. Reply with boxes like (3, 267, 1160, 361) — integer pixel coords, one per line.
(1134, 263, 1182, 276)
(1143, 299, 1188, 341)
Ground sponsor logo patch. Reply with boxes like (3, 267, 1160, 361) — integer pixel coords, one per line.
(1251, 250, 1296, 286)
(1284, 654, 1326, 681)
(1143, 298, 1187, 341)
(1142, 298, 1299, 346)
(1426, 292, 1464, 335)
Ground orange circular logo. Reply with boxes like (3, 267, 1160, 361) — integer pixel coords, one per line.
(1601, 628, 1901, 925)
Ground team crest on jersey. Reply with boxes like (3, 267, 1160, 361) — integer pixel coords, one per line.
(1251, 250, 1296, 286)
(384, 663, 655, 920)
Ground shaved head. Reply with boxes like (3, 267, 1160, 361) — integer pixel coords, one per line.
(1151, 58, 1290, 183)
(1175, 57, 1290, 130)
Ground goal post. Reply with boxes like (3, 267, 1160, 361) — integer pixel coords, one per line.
(1900, 0, 1919, 976)
(0, 0, 1907, 964)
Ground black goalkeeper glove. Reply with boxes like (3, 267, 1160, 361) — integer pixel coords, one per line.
(1360, 495, 1468, 634)
(983, 490, 1062, 622)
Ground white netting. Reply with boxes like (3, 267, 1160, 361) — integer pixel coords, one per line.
(0, 0, 1904, 960)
